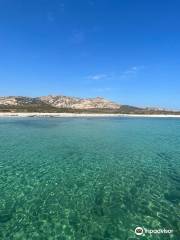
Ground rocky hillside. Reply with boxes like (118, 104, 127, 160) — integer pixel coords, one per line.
(0, 96, 41, 106)
(0, 95, 179, 114)
(0, 95, 121, 112)
(39, 95, 120, 109)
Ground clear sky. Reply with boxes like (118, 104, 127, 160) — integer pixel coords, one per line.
(0, 0, 180, 109)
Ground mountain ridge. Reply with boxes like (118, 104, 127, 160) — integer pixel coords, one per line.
(0, 95, 179, 114)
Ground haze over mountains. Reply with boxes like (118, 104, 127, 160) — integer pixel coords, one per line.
(0, 95, 178, 114)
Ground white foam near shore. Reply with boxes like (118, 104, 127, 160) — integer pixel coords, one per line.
(0, 112, 180, 118)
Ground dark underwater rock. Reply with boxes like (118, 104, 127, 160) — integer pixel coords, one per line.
(0, 212, 12, 223)
(164, 191, 180, 204)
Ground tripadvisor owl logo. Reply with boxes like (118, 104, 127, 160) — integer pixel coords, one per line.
(135, 227, 144, 236)
(134, 227, 173, 236)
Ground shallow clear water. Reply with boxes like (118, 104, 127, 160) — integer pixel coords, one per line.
(0, 117, 179, 240)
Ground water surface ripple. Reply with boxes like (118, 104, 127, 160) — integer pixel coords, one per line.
(0, 117, 179, 239)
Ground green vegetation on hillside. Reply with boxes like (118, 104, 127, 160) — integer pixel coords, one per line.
(0, 103, 179, 115)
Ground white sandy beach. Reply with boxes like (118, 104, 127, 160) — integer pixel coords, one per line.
(0, 112, 180, 118)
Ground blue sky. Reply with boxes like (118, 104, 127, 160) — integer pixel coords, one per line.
(0, 0, 180, 109)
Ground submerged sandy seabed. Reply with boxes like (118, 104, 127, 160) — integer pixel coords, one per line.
(0, 112, 180, 118)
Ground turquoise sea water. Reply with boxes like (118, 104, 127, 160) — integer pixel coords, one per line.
(0, 117, 179, 240)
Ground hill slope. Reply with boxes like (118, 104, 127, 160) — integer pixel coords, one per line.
(39, 95, 120, 109)
(0, 95, 179, 114)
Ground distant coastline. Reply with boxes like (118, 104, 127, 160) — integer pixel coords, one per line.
(0, 112, 180, 118)
(0, 96, 180, 116)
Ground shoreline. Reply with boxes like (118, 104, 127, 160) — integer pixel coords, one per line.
(0, 112, 180, 118)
